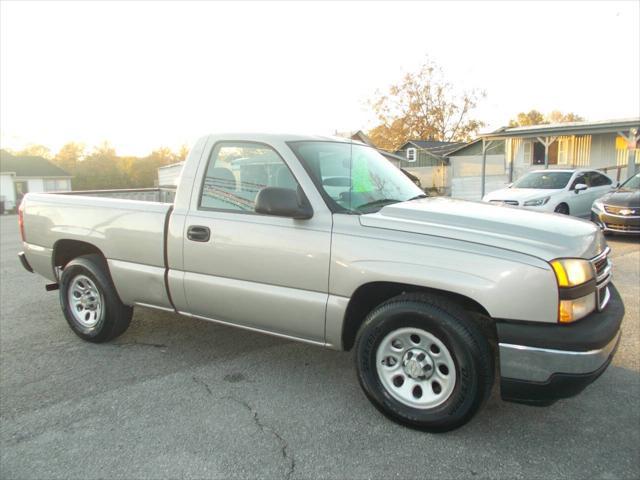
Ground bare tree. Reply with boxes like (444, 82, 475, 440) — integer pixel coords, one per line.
(368, 59, 485, 150)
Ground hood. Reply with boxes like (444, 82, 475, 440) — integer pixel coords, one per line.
(600, 189, 640, 208)
(360, 197, 605, 262)
(483, 188, 559, 203)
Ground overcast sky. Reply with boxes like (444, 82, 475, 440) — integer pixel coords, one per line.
(1, 0, 639, 156)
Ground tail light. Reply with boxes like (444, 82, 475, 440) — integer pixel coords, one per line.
(18, 202, 26, 242)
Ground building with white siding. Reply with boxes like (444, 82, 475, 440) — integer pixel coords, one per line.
(0, 150, 72, 212)
(447, 118, 639, 200)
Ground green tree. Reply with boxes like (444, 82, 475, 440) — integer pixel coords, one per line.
(368, 59, 485, 150)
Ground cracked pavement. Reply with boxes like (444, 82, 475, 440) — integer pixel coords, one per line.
(1, 215, 639, 479)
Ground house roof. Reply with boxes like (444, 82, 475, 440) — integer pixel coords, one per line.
(396, 140, 466, 158)
(349, 130, 375, 146)
(0, 150, 71, 178)
(480, 118, 640, 139)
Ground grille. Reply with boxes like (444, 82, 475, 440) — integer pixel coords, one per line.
(604, 205, 639, 216)
(591, 248, 612, 311)
(604, 223, 640, 232)
(592, 253, 608, 278)
(490, 200, 519, 206)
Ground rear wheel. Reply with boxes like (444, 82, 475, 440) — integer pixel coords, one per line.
(59, 254, 132, 342)
(554, 203, 570, 215)
(354, 293, 494, 432)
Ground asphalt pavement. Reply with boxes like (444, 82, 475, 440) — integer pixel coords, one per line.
(1, 214, 638, 479)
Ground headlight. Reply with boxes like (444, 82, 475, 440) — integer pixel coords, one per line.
(592, 200, 604, 212)
(559, 293, 596, 323)
(524, 196, 550, 206)
(550, 258, 594, 287)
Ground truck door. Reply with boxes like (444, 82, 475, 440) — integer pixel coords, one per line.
(179, 140, 332, 344)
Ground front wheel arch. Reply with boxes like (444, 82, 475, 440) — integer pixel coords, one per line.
(554, 202, 570, 214)
(341, 282, 491, 351)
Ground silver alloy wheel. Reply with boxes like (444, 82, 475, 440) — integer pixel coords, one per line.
(68, 275, 103, 328)
(376, 327, 457, 409)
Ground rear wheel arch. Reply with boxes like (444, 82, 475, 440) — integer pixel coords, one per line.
(341, 281, 494, 351)
(59, 253, 133, 342)
(53, 239, 106, 272)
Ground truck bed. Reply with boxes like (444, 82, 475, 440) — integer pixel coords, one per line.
(57, 187, 176, 203)
(22, 190, 174, 309)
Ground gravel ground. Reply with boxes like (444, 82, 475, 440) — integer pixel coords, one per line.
(1, 214, 638, 479)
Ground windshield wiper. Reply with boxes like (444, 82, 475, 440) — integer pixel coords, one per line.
(356, 198, 403, 211)
(407, 194, 428, 201)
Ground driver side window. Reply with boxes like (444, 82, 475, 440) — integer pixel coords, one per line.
(199, 142, 299, 212)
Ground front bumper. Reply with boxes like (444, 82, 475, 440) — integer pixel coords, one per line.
(591, 209, 640, 234)
(497, 284, 624, 406)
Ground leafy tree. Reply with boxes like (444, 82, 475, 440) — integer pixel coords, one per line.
(508, 110, 584, 127)
(11, 140, 190, 190)
(17, 144, 52, 159)
(367, 59, 485, 150)
(53, 142, 85, 173)
(547, 110, 584, 124)
(73, 142, 127, 190)
(176, 144, 190, 162)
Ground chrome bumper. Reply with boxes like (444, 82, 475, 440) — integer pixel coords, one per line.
(499, 330, 621, 383)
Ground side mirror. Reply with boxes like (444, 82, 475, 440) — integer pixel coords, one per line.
(506, 183, 513, 188)
(574, 183, 588, 193)
(255, 187, 313, 219)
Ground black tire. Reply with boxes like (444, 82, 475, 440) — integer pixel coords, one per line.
(59, 254, 133, 342)
(554, 203, 570, 215)
(354, 293, 494, 432)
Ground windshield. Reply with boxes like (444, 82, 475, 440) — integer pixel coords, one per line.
(620, 173, 640, 190)
(288, 141, 424, 213)
(512, 171, 573, 189)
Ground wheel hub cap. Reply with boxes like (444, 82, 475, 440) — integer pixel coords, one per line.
(376, 327, 457, 409)
(68, 275, 103, 328)
(402, 348, 434, 380)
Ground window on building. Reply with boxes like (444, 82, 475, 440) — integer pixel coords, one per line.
(43, 179, 70, 192)
(523, 141, 532, 164)
(557, 138, 570, 165)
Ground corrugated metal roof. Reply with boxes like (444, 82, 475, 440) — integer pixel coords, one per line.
(481, 118, 640, 139)
(0, 150, 71, 177)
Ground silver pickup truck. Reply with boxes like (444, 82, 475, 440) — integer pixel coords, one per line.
(18, 133, 623, 432)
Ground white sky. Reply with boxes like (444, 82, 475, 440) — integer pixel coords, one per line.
(1, 0, 639, 156)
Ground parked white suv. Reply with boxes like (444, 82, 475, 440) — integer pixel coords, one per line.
(483, 169, 615, 217)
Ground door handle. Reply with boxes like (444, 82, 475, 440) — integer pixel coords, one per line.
(187, 225, 211, 242)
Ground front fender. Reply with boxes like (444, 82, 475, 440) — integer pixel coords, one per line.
(330, 229, 558, 324)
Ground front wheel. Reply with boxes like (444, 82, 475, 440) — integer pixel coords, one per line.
(554, 203, 570, 215)
(59, 254, 133, 342)
(354, 293, 494, 432)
